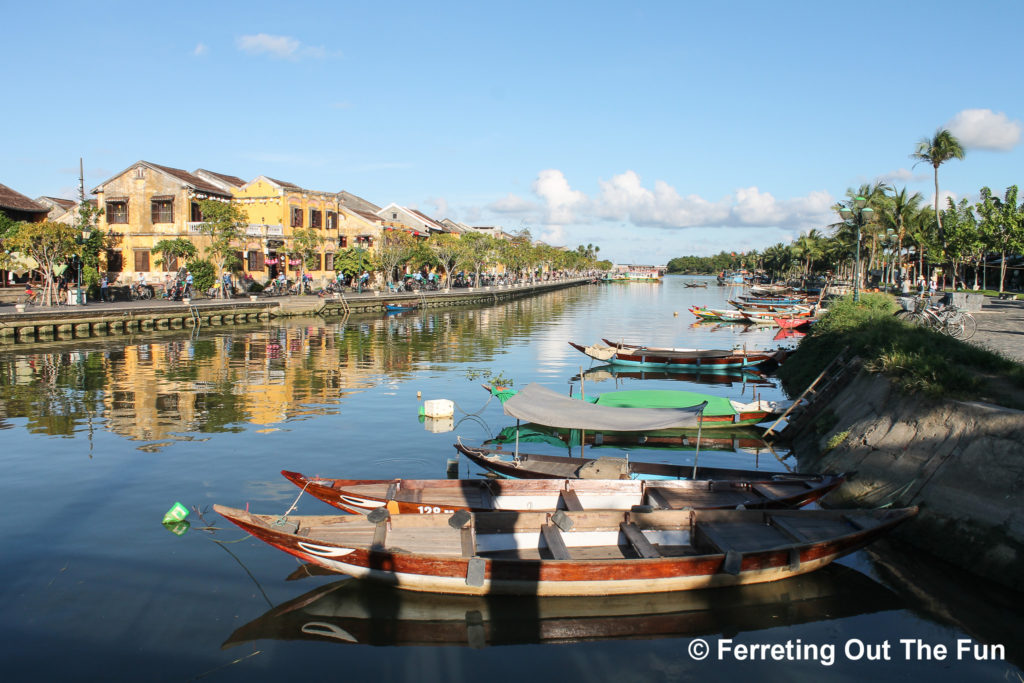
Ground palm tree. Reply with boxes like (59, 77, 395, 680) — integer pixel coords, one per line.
(911, 129, 965, 247)
(880, 186, 923, 283)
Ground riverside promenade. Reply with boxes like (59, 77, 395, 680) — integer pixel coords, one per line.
(0, 277, 594, 345)
(973, 297, 1024, 363)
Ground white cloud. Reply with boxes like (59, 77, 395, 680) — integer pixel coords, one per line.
(235, 34, 336, 61)
(945, 108, 1021, 151)
(877, 168, 929, 184)
(489, 193, 541, 215)
(532, 169, 587, 224)
(539, 225, 566, 246)
(426, 197, 449, 218)
(591, 171, 831, 230)
(193, 43, 208, 57)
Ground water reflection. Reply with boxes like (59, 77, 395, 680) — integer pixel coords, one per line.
(0, 289, 590, 447)
(224, 564, 899, 649)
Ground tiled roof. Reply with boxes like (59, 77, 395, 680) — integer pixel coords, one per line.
(338, 190, 381, 214)
(194, 169, 246, 188)
(350, 208, 383, 223)
(409, 208, 442, 228)
(147, 162, 230, 196)
(0, 183, 48, 213)
(266, 176, 302, 190)
(38, 196, 77, 210)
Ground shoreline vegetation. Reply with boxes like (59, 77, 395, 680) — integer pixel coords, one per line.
(777, 293, 1024, 409)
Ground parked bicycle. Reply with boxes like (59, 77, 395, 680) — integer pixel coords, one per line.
(130, 283, 153, 301)
(895, 299, 976, 340)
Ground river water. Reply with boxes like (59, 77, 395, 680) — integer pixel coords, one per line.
(0, 276, 1019, 681)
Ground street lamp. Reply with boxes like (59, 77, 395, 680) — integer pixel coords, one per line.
(74, 229, 90, 305)
(838, 196, 874, 302)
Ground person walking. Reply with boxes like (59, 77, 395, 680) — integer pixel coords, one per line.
(100, 273, 109, 302)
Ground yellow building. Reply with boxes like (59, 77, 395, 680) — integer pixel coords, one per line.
(91, 161, 385, 287)
(231, 176, 383, 282)
(91, 161, 238, 283)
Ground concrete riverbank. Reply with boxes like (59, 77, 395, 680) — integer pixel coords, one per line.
(794, 369, 1024, 591)
(0, 277, 593, 345)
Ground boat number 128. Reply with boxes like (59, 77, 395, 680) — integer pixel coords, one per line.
(416, 506, 455, 514)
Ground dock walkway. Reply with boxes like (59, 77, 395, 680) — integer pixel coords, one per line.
(0, 278, 593, 345)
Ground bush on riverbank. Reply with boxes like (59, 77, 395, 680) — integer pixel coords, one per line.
(778, 293, 1024, 405)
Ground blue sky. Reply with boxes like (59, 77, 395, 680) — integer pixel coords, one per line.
(4, 0, 1023, 263)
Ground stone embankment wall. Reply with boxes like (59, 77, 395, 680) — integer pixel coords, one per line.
(793, 371, 1024, 590)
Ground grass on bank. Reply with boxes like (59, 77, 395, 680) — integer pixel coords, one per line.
(776, 293, 1024, 407)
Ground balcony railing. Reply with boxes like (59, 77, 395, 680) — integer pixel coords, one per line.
(187, 222, 206, 234)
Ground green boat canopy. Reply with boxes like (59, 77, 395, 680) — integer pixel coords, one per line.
(502, 383, 707, 432)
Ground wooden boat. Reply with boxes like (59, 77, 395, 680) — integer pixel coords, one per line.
(775, 316, 816, 329)
(281, 470, 846, 515)
(213, 504, 917, 596)
(486, 383, 788, 428)
(683, 281, 708, 288)
(456, 440, 804, 480)
(728, 299, 814, 313)
(687, 307, 751, 323)
(223, 563, 898, 648)
(385, 302, 419, 312)
(570, 341, 782, 370)
(486, 423, 774, 451)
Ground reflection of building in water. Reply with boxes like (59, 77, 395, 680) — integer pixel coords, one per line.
(0, 286, 582, 444)
(100, 327, 383, 440)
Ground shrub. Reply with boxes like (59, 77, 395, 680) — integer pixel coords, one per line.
(186, 259, 216, 295)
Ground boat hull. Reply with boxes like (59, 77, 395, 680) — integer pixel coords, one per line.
(214, 505, 916, 596)
(282, 470, 846, 515)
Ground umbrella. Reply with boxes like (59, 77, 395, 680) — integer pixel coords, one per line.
(8, 252, 39, 277)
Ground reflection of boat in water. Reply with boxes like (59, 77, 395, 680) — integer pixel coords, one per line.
(223, 563, 899, 649)
(487, 423, 774, 452)
(577, 364, 773, 387)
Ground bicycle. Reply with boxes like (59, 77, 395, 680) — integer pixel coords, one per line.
(130, 283, 153, 301)
(20, 289, 40, 306)
(896, 300, 976, 340)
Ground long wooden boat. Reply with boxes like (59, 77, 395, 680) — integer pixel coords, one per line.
(486, 423, 774, 450)
(775, 316, 816, 329)
(487, 383, 787, 428)
(688, 307, 751, 323)
(214, 504, 917, 596)
(281, 470, 846, 515)
(728, 299, 814, 313)
(456, 441, 812, 481)
(223, 563, 898, 648)
(570, 341, 782, 370)
(385, 303, 419, 312)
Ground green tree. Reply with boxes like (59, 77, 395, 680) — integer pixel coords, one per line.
(880, 186, 922, 283)
(333, 247, 380, 281)
(197, 200, 246, 298)
(941, 197, 980, 289)
(152, 238, 198, 270)
(460, 232, 499, 286)
(376, 230, 417, 287)
(911, 129, 965, 250)
(291, 227, 325, 292)
(976, 186, 1024, 293)
(4, 221, 85, 305)
(427, 233, 464, 288)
